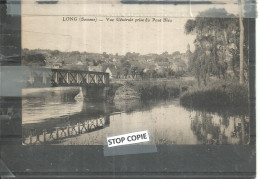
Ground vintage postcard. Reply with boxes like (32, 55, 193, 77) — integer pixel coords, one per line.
(21, 0, 251, 145)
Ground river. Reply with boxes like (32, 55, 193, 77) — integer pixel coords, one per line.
(22, 89, 249, 145)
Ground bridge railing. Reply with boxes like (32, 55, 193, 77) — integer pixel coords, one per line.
(26, 67, 109, 88)
(51, 69, 109, 87)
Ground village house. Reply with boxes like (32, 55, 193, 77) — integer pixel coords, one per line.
(76, 60, 84, 65)
(62, 59, 88, 71)
(88, 65, 103, 72)
(154, 62, 171, 70)
(105, 66, 120, 79)
(52, 62, 63, 69)
(143, 68, 150, 73)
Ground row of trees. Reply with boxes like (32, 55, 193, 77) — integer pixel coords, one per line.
(113, 66, 184, 80)
(185, 7, 249, 86)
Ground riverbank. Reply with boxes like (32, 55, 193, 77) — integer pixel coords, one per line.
(110, 79, 195, 102)
(180, 81, 249, 115)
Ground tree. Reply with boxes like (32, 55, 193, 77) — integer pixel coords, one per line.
(138, 68, 145, 80)
(166, 68, 174, 78)
(184, 8, 248, 85)
(116, 70, 121, 79)
(102, 52, 109, 59)
(188, 48, 211, 86)
(155, 56, 169, 63)
(131, 67, 138, 78)
(172, 51, 181, 56)
(123, 68, 129, 79)
(120, 59, 131, 69)
(151, 70, 157, 78)
(51, 50, 60, 56)
(125, 52, 140, 61)
(162, 51, 169, 57)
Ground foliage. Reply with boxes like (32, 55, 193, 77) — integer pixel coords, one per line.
(120, 80, 195, 101)
(180, 81, 249, 115)
(185, 8, 249, 86)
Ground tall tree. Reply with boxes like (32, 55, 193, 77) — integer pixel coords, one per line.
(185, 8, 248, 85)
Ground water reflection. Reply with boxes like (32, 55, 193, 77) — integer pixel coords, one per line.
(22, 93, 249, 145)
(22, 99, 111, 144)
(114, 99, 150, 114)
(189, 111, 249, 144)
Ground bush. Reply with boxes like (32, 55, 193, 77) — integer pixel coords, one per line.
(109, 79, 195, 101)
(129, 81, 181, 101)
(180, 81, 249, 115)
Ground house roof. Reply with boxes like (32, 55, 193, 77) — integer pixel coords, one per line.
(76, 61, 83, 65)
(88, 66, 103, 72)
(106, 66, 118, 74)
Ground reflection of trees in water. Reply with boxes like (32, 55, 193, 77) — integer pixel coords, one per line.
(190, 111, 249, 144)
(221, 114, 230, 128)
(232, 116, 250, 144)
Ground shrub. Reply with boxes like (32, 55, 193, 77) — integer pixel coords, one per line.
(180, 81, 249, 115)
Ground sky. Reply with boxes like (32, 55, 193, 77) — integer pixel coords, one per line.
(21, 0, 243, 55)
(22, 16, 195, 55)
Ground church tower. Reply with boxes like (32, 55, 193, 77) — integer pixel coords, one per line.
(185, 43, 192, 69)
(187, 43, 190, 52)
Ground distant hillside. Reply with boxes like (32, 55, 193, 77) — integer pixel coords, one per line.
(21, 49, 191, 77)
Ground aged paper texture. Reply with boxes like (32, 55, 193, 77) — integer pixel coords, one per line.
(21, 0, 250, 145)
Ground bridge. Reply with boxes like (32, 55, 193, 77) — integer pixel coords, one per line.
(25, 67, 110, 101)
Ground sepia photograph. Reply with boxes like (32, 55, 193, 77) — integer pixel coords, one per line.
(20, 1, 250, 146)
(0, 0, 256, 178)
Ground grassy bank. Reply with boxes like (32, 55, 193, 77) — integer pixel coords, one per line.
(108, 79, 195, 102)
(134, 81, 180, 100)
(180, 81, 249, 115)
